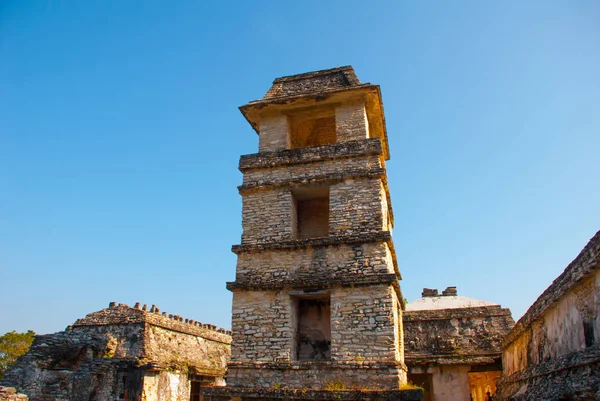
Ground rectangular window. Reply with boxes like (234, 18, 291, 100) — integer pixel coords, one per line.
(292, 186, 329, 240)
(289, 107, 336, 149)
(293, 295, 331, 361)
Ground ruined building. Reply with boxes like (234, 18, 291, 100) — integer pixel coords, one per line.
(403, 287, 514, 401)
(204, 66, 420, 400)
(1, 303, 231, 401)
(496, 230, 600, 400)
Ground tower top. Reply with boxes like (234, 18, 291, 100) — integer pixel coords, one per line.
(262, 66, 362, 100)
(239, 65, 390, 159)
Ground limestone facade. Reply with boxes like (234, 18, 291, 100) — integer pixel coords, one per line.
(403, 288, 514, 401)
(221, 66, 412, 397)
(495, 230, 600, 400)
(1, 303, 231, 401)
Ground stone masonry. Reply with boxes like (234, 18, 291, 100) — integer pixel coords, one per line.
(404, 287, 514, 401)
(1, 302, 231, 401)
(206, 66, 421, 400)
(495, 230, 600, 400)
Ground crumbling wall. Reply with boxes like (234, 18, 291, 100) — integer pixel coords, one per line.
(496, 230, 600, 400)
(262, 67, 360, 100)
(145, 325, 229, 376)
(1, 304, 231, 401)
(0, 329, 137, 401)
(403, 306, 514, 365)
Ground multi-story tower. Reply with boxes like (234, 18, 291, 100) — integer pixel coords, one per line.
(226, 66, 407, 390)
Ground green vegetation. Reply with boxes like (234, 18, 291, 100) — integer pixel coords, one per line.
(324, 378, 347, 391)
(400, 381, 423, 390)
(0, 330, 35, 380)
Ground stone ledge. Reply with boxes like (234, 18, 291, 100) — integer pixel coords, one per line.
(239, 139, 383, 171)
(238, 167, 386, 193)
(201, 387, 423, 401)
(232, 232, 392, 253)
(226, 273, 398, 291)
(403, 305, 513, 321)
(227, 361, 407, 370)
(405, 354, 500, 366)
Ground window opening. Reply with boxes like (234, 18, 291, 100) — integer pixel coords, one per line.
(294, 295, 331, 361)
(292, 186, 329, 240)
(289, 108, 336, 149)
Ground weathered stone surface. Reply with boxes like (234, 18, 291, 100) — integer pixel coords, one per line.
(496, 230, 600, 401)
(261, 66, 361, 100)
(239, 138, 383, 171)
(0, 387, 28, 401)
(403, 288, 514, 401)
(404, 304, 514, 366)
(239, 67, 390, 160)
(1, 303, 231, 401)
(223, 65, 415, 398)
(231, 241, 398, 290)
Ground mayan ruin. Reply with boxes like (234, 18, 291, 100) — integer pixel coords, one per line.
(2, 303, 231, 400)
(1, 65, 598, 401)
(496, 231, 600, 400)
(404, 287, 514, 400)
(202, 66, 418, 400)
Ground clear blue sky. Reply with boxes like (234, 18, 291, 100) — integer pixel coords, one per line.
(1, 1, 598, 335)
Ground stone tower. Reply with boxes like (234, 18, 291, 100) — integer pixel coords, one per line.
(225, 66, 408, 392)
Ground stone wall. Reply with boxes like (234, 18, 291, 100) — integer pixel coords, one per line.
(430, 365, 470, 401)
(230, 285, 401, 364)
(141, 371, 190, 401)
(224, 66, 411, 398)
(239, 143, 390, 245)
(496, 230, 600, 400)
(1, 303, 231, 401)
(262, 66, 361, 100)
(233, 241, 396, 290)
(259, 115, 289, 152)
(228, 284, 405, 389)
(335, 101, 370, 141)
(404, 305, 514, 365)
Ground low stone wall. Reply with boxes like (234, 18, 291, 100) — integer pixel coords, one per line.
(0, 388, 27, 401)
(226, 361, 407, 390)
(201, 387, 423, 401)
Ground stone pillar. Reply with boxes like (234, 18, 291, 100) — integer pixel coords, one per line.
(259, 115, 289, 152)
(335, 101, 369, 141)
